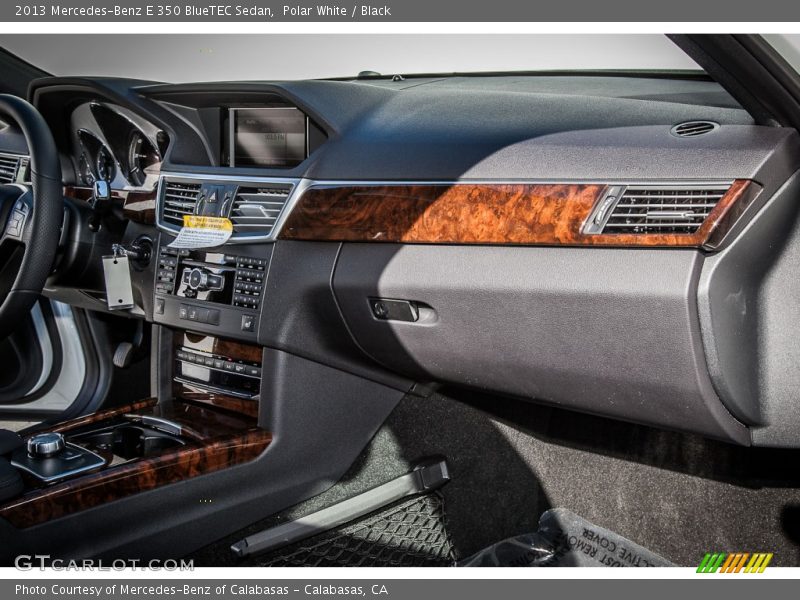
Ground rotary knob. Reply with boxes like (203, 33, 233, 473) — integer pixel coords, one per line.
(27, 432, 66, 458)
(188, 268, 205, 290)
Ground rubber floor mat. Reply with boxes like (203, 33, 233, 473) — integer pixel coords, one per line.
(459, 508, 674, 567)
(255, 492, 457, 567)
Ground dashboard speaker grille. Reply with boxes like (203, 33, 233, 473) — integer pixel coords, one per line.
(228, 184, 293, 235)
(0, 153, 23, 185)
(161, 180, 202, 227)
(600, 185, 730, 234)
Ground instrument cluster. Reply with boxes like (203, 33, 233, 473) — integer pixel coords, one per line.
(70, 102, 166, 190)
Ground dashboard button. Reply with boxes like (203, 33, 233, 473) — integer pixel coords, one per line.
(155, 298, 165, 315)
(207, 309, 220, 325)
(178, 305, 188, 320)
(241, 315, 255, 332)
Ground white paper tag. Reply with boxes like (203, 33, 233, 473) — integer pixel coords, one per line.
(167, 215, 233, 249)
(102, 255, 135, 311)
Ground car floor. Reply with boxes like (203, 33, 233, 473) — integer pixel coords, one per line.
(192, 389, 800, 567)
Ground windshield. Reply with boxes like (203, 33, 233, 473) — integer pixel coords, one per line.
(0, 34, 703, 82)
(766, 34, 800, 75)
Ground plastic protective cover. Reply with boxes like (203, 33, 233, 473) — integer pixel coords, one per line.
(459, 508, 674, 567)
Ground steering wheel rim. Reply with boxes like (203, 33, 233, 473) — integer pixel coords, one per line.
(0, 94, 62, 340)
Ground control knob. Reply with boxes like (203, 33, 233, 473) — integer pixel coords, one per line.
(183, 267, 224, 292)
(27, 432, 66, 458)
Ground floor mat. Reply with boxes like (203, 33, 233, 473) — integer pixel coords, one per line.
(459, 508, 674, 567)
(189, 390, 800, 566)
(254, 493, 456, 567)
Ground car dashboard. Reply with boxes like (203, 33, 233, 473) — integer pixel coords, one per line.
(5, 73, 800, 451)
(3, 68, 800, 562)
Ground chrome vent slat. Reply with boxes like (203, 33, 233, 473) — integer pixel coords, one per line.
(594, 183, 731, 235)
(230, 215, 280, 221)
(229, 184, 293, 234)
(622, 195, 724, 200)
(614, 203, 719, 209)
(160, 180, 202, 227)
(604, 222, 703, 229)
(0, 153, 22, 185)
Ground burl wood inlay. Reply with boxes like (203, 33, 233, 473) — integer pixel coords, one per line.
(0, 401, 270, 528)
(279, 180, 756, 248)
(175, 383, 259, 418)
(64, 186, 157, 225)
(49, 398, 158, 433)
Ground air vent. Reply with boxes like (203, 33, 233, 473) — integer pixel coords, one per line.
(0, 153, 23, 184)
(600, 185, 730, 234)
(160, 180, 201, 227)
(228, 184, 293, 235)
(671, 121, 718, 138)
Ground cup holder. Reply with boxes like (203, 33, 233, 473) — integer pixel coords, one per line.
(74, 425, 185, 460)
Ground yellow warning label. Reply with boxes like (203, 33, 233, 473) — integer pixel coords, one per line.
(168, 215, 234, 249)
(182, 215, 233, 231)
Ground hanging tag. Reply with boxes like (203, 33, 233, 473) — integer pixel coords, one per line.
(102, 252, 135, 311)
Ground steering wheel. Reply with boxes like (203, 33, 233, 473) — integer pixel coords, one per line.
(0, 94, 63, 340)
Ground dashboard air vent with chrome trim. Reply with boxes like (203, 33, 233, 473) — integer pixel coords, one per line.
(228, 184, 294, 235)
(585, 183, 733, 235)
(670, 121, 719, 138)
(160, 179, 202, 227)
(0, 153, 27, 185)
(156, 174, 303, 242)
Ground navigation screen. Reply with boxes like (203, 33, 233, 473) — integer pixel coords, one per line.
(231, 107, 307, 167)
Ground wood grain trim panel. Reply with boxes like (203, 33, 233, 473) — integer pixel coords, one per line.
(175, 385, 259, 418)
(0, 401, 270, 528)
(50, 398, 158, 433)
(279, 180, 757, 248)
(64, 186, 157, 225)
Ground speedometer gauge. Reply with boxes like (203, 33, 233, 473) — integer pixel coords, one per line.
(95, 146, 116, 182)
(126, 130, 159, 187)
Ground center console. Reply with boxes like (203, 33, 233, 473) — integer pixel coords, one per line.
(0, 186, 279, 530)
(0, 396, 272, 528)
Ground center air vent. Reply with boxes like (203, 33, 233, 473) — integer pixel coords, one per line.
(0, 153, 24, 184)
(671, 121, 718, 138)
(587, 184, 731, 235)
(160, 180, 201, 227)
(228, 184, 293, 235)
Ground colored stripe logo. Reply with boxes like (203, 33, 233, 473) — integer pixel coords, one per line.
(697, 552, 773, 573)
